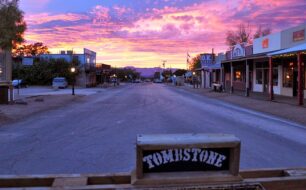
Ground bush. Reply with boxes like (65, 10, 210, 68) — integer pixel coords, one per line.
(12, 58, 79, 85)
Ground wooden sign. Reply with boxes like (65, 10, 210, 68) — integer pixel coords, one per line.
(132, 134, 241, 185)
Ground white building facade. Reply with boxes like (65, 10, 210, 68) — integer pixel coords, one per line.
(40, 48, 97, 87)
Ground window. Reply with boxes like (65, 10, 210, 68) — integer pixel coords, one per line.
(235, 71, 241, 81)
(234, 66, 244, 82)
(256, 69, 262, 84)
(233, 48, 241, 57)
(283, 66, 293, 88)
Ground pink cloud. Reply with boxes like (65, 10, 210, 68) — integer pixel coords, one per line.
(91, 5, 110, 24)
(113, 5, 132, 16)
(23, 0, 306, 68)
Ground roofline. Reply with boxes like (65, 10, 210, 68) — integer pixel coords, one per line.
(221, 50, 283, 63)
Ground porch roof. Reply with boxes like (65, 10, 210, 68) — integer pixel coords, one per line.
(197, 63, 221, 71)
(268, 43, 306, 56)
(221, 50, 281, 64)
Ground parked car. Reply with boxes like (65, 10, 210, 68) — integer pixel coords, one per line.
(12, 79, 27, 88)
(133, 79, 141, 83)
(52, 77, 68, 89)
(153, 79, 162, 83)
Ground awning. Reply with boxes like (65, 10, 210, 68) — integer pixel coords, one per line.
(204, 63, 221, 70)
(197, 63, 221, 71)
(268, 43, 306, 56)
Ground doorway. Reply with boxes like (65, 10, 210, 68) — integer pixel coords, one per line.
(263, 69, 269, 93)
(293, 70, 298, 97)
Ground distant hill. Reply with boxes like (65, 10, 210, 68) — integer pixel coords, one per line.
(124, 66, 177, 78)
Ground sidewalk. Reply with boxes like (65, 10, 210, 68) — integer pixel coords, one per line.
(0, 84, 128, 126)
(13, 86, 104, 99)
(176, 84, 306, 126)
(0, 94, 85, 126)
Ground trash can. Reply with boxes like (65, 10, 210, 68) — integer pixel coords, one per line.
(0, 85, 9, 104)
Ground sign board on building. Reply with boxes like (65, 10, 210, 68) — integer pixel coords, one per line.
(22, 57, 34, 66)
(200, 53, 213, 67)
(132, 134, 241, 185)
(293, 29, 305, 42)
(84, 48, 96, 56)
(262, 38, 269, 48)
(232, 44, 245, 58)
(253, 32, 281, 54)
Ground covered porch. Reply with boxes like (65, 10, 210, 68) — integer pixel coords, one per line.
(268, 43, 306, 106)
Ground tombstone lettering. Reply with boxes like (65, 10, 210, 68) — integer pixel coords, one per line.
(143, 148, 230, 173)
(132, 134, 241, 185)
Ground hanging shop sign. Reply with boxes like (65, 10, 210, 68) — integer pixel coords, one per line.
(200, 53, 213, 68)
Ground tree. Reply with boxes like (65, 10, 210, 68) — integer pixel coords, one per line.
(12, 42, 49, 57)
(173, 69, 187, 76)
(109, 68, 140, 81)
(253, 26, 271, 39)
(0, 0, 26, 81)
(189, 54, 201, 71)
(12, 58, 80, 85)
(226, 23, 271, 47)
(226, 23, 252, 47)
(162, 70, 172, 77)
(154, 71, 160, 79)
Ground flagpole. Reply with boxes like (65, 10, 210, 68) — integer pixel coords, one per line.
(187, 52, 190, 71)
(186, 52, 188, 71)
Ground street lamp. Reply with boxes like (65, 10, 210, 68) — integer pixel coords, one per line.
(112, 74, 117, 86)
(70, 67, 76, 95)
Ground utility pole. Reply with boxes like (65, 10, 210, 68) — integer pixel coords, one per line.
(162, 60, 167, 69)
(162, 60, 167, 82)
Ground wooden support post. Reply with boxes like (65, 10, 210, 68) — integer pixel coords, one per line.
(297, 52, 304, 106)
(201, 70, 205, 88)
(245, 60, 249, 97)
(269, 57, 274, 101)
(220, 65, 224, 91)
(230, 62, 234, 93)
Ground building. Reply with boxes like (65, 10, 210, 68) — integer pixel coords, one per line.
(40, 48, 97, 87)
(0, 49, 13, 83)
(96, 64, 111, 84)
(222, 43, 254, 95)
(267, 23, 306, 105)
(199, 52, 225, 89)
(0, 49, 13, 104)
(221, 23, 306, 105)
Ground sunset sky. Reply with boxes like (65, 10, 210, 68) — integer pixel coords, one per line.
(20, 0, 306, 68)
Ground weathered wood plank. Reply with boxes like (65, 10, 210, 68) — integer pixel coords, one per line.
(52, 177, 87, 187)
